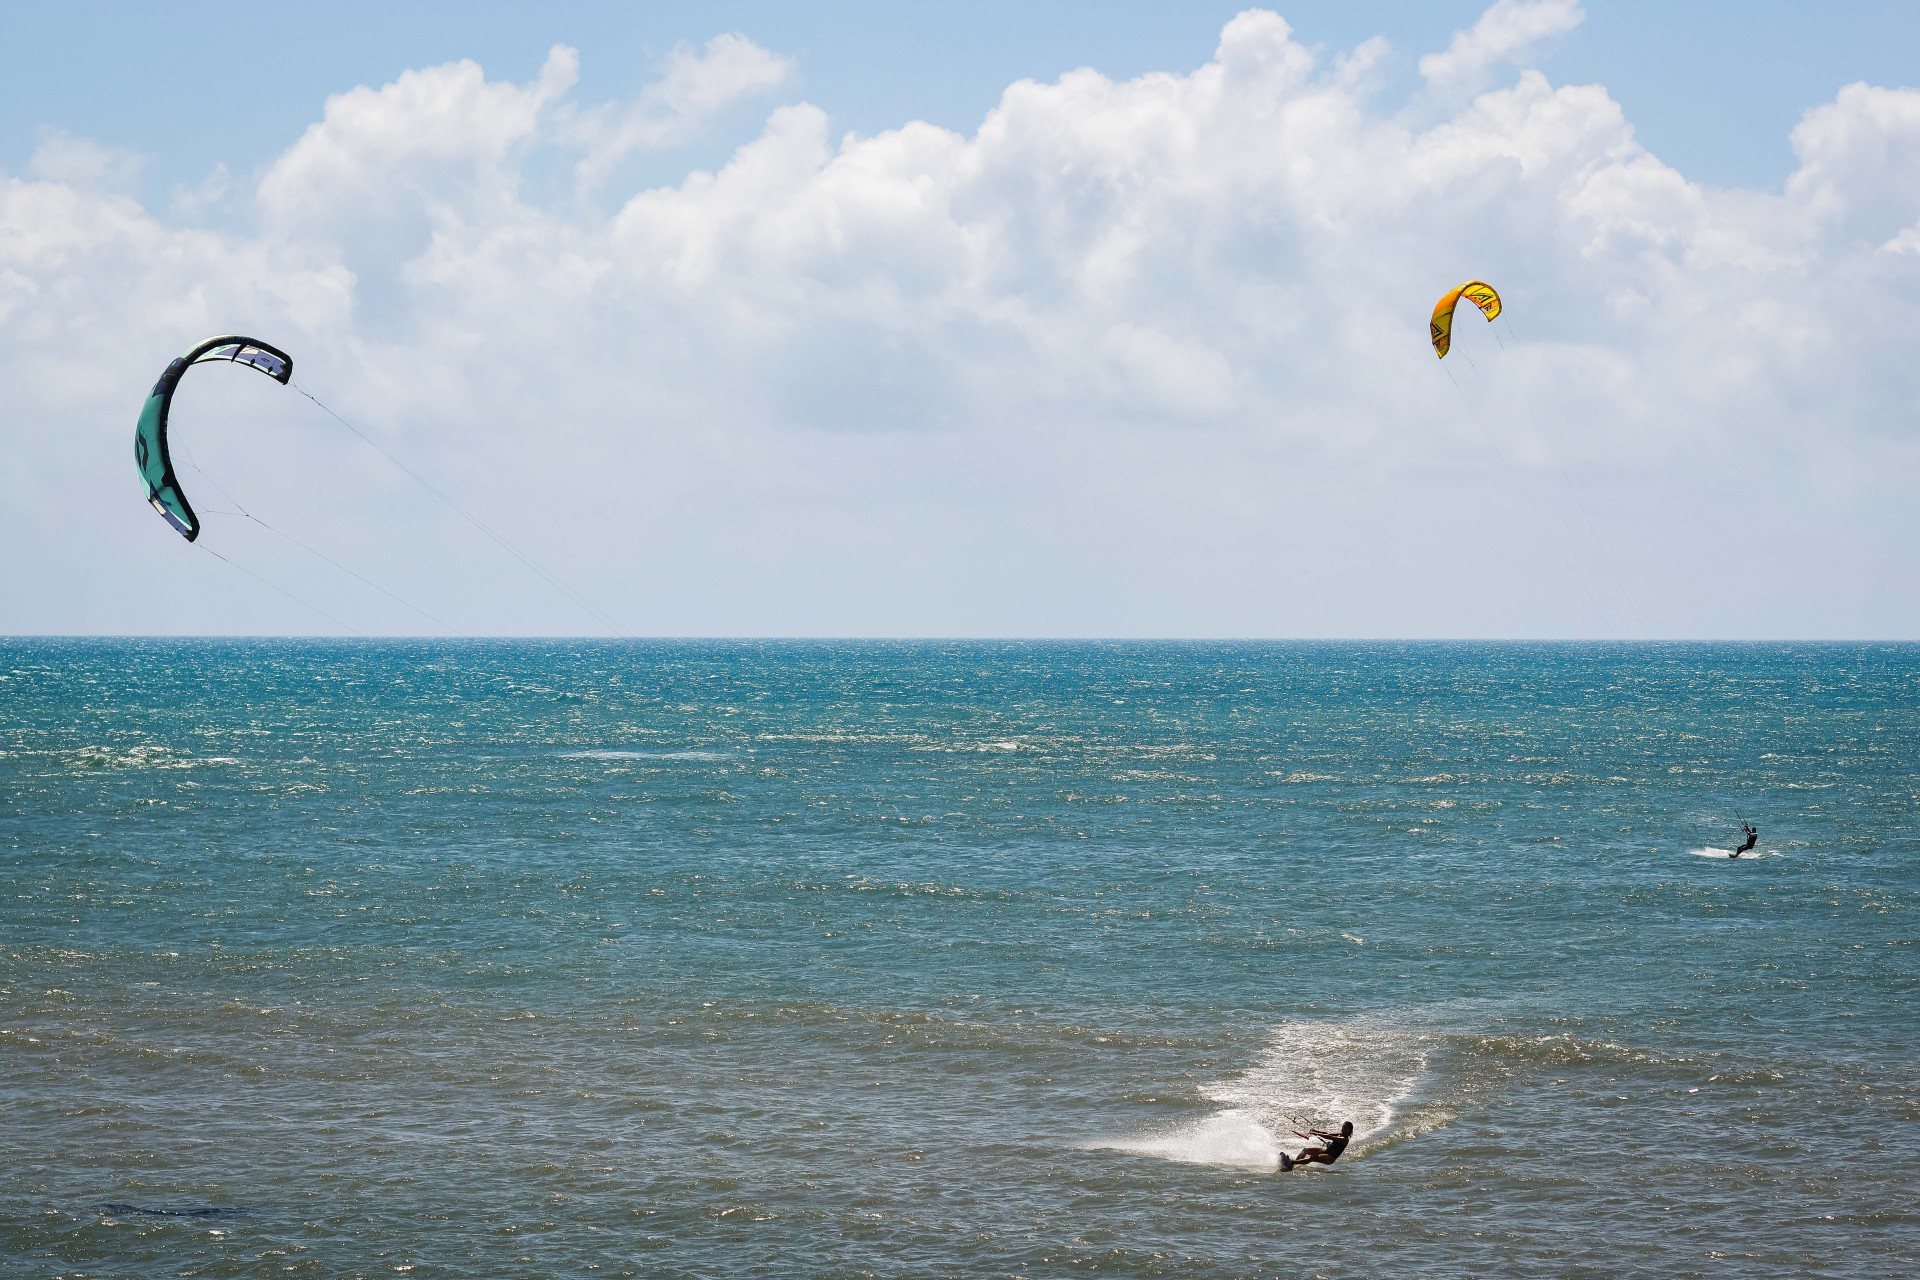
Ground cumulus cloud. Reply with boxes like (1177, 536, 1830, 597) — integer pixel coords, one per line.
(1419, 0, 1584, 98)
(2, 3, 1918, 638)
(1788, 81, 1920, 245)
(256, 44, 579, 290)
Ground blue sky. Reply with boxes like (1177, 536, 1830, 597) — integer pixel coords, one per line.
(3, 2, 1919, 637)
(8, 1, 1917, 197)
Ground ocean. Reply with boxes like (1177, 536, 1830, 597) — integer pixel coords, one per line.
(2, 640, 1915, 1277)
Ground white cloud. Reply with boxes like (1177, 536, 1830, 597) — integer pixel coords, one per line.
(27, 129, 145, 192)
(256, 44, 578, 288)
(2, 3, 1918, 638)
(1788, 82, 1920, 244)
(1419, 0, 1584, 98)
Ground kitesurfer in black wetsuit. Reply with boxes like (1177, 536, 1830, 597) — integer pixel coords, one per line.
(1279, 1121, 1353, 1171)
(1732, 823, 1758, 857)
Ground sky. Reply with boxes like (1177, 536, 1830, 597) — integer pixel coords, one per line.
(3, 0, 1918, 638)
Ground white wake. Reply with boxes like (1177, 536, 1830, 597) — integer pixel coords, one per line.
(1097, 1019, 1431, 1170)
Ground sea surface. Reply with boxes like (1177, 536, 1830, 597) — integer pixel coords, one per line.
(1, 640, 1915, 1278)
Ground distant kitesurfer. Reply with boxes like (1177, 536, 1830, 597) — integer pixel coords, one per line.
(1732, 823, 1758, 858)
(1278, 1121, 1353, 1171)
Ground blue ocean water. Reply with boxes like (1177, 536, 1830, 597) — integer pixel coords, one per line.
(1, 640, 1915, 1277)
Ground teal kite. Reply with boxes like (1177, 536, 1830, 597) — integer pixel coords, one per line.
(134, 336, 292, 541)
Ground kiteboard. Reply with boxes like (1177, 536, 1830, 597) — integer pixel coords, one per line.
(1277, 1152, 1337, 1172)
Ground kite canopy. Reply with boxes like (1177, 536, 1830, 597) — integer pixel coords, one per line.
(1429, 281, 1502, 359)
(133, 336, 293, 541)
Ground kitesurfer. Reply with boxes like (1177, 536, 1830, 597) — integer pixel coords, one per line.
(1731, 823, 1758, 858)
(1278, 1121, 1353, 1171)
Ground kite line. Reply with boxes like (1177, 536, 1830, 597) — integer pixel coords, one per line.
(291, 381, 628, 637)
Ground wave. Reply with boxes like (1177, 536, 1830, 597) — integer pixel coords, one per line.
(754, 732, 927, 744)
(559, 749, 731, 761)
(60, 745, 236, 771)
(1469, 1031, 1667, 1069)
(911, 740, 1033, 754)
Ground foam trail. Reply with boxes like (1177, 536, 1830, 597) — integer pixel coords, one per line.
(1208, 1021, 1429, 1141)
(1103, 1109, 1281, 1170)
(1097, 1019, 1430, 1170)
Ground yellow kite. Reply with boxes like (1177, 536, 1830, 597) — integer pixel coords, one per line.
(1429, 281, 1502, 359)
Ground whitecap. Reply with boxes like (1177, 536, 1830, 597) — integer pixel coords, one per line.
(912, 740, 1031, 754)
(62, 745, 229, 771)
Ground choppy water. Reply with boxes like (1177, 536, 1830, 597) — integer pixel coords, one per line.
(2, 640, 1915, 1277)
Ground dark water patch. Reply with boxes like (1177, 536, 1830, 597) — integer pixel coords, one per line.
(97, 1203, 250, 1218)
